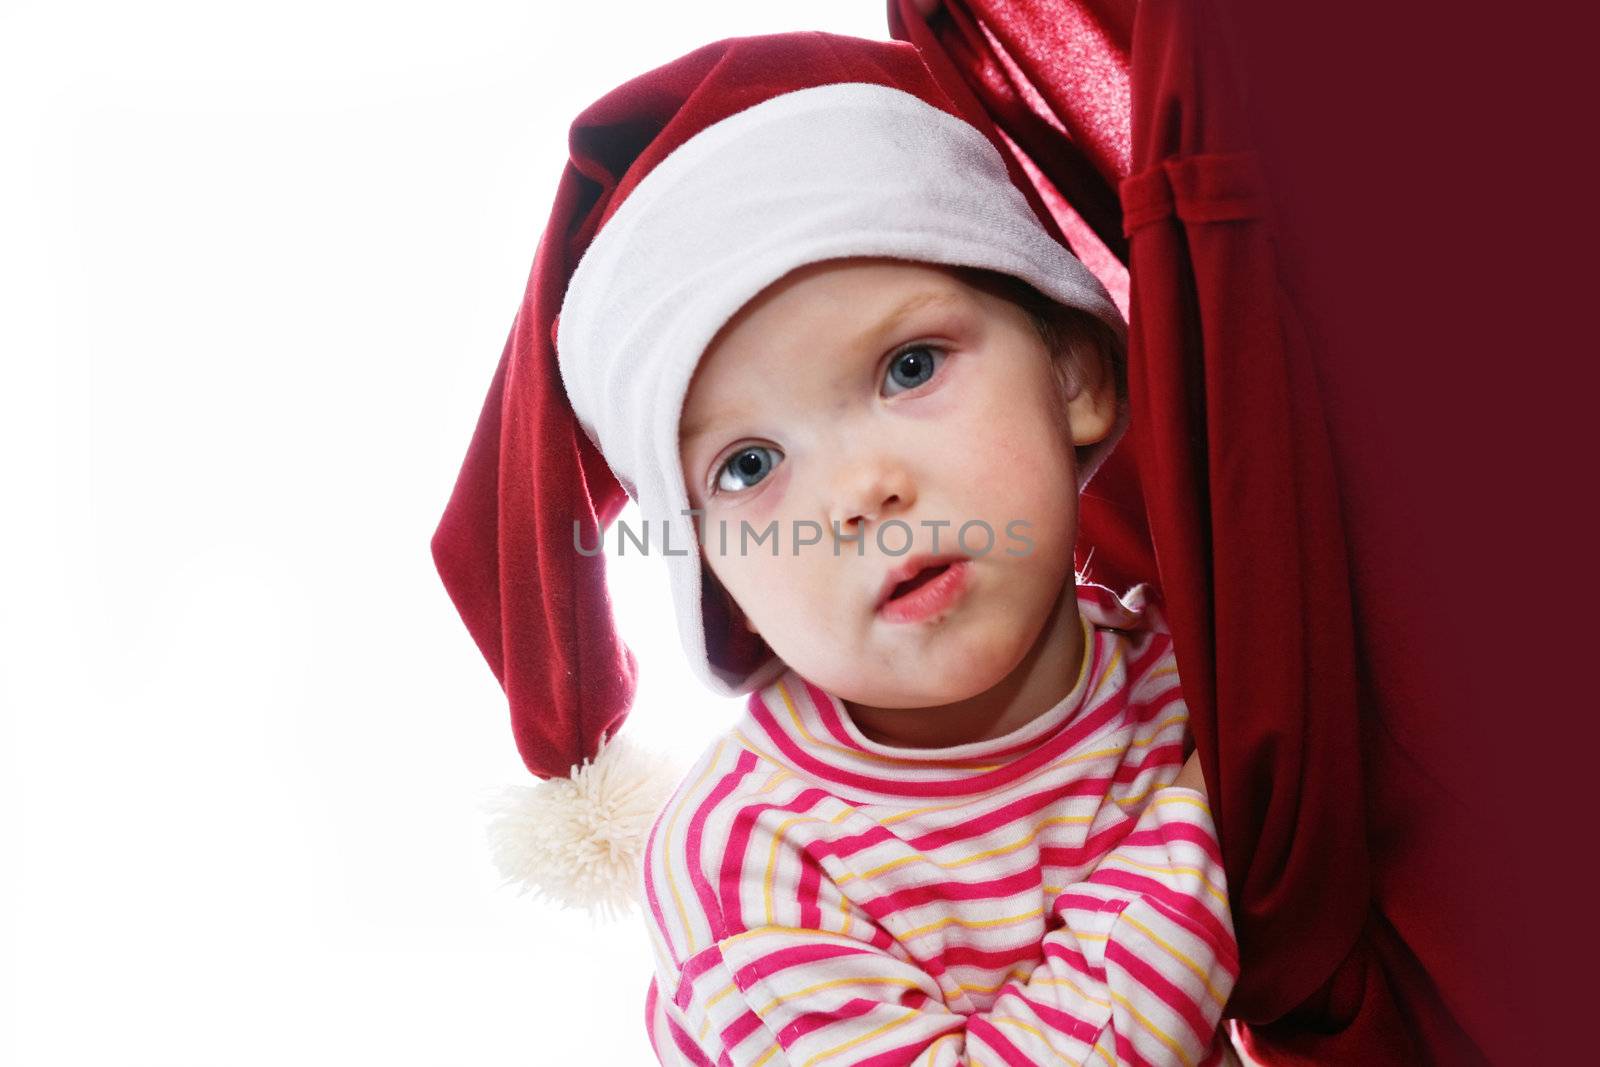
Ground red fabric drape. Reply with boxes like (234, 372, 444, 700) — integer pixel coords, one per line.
(889, 0, 1532, 1061)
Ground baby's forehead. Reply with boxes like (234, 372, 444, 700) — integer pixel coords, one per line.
(679, 260, 982, 434)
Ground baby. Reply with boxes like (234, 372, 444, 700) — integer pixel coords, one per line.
(646, 260, 1237, 1066)
(433, 29, 1238, 1067)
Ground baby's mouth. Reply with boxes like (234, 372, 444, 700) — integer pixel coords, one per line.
(874, 553, 972, 616)
(875, 557, 972, 624)
(885, 563, 951, 602)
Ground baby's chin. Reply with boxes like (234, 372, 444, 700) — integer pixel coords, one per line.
(798, 635, 1026, 711)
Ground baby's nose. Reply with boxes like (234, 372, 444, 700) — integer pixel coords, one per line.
(828, 457, 916, 533)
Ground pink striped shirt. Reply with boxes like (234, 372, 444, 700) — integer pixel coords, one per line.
(641, 583, 1239, 1066)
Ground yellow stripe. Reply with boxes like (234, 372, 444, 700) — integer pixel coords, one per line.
(764, 813, 811, 923)
(833, 854, 920, 884)
(1110, 752, 1214, 810)
(1087, 644, 1124, 703)
(734, 730, 785, 767)
(749, 1043, 780, 1067)
(1109, 988, 1193, 1066)
(935, 815, 1096, 868)
(1078, 611, 1096, 681)
(1114, 786, 1157, 808)
(875, 792, 1080, 826)
(755, 768, 793, 795)
(765, 808, 852, 923)
(1153, 793, 1213, 815)
(664, 738, 730, 957)
(955, 965, 1032, 996)
(1131, 711, 1190, 747)
(754, 975, 924, 1017)
(801, 1008, 920, 1067)
(1099, 853, 1229, 908)
(897, 906, 1044, 943)
(1001, 709, 1186, 780)
(876, 802, 952, 826)
(991, 1016, 1068, 1062)
(1091, 1033, 1117, 1066)
(1032, 974, 1111, 1009)
(722, 925, 841, 949)
(705, 981, 737, 1011)
(1115, 909, 1229, 1008)
(832, 813, 1095, 886)
(919, 1032, 962, 1064)
(875, 790, 1089, 828)
(1113, 777, 1209, 809)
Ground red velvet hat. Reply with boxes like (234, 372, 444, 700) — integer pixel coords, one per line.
(432, 30, 1127, 916)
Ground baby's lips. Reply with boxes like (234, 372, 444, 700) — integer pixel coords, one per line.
(874, 552, 970, 609)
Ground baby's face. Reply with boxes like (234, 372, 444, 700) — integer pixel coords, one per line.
(678, 257, 1116, 710)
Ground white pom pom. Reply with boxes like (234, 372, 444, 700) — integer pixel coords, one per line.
(482, 733, 682, 921)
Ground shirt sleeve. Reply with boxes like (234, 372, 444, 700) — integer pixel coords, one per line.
(648, 784, 1238, 1066)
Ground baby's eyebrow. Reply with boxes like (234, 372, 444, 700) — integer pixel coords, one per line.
(681, 406, 738, 447)
(680, 288, 963, 447)
(848, 288, 962, 354)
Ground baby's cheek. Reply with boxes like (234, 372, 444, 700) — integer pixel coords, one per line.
(755, 553, 859, 643)
(949, 407, 1069, 500)
(697, 487, 791, 570)
(724, 548, 800, 619)
(953, 418, 1078, 560)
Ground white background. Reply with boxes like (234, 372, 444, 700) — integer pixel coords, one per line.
(1, 3, 891, 1063)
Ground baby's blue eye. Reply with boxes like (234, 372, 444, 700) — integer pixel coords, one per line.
(716, 445, 783, 493)
(883, 345, 945, 396)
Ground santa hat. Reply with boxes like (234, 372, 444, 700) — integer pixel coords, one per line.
(431, 30, 1128, 917)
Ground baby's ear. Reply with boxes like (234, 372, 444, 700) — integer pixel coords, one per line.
(1060, 336, 1119, 448)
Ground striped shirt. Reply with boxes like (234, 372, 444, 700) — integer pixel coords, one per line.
(640, 583, 1239, 1066)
